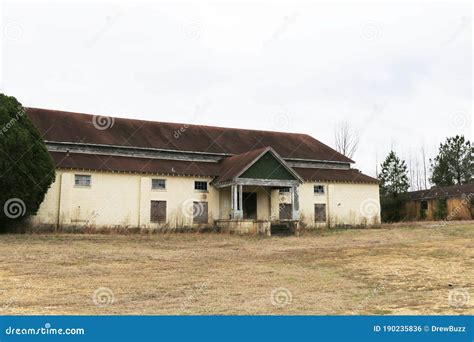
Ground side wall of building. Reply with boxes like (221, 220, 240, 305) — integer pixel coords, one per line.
(30, 170, 381, 230)
(298, 182, 381, 228)
(29, 170, 218, 230)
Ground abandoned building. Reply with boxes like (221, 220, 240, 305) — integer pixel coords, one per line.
(27, 108, 380, 234)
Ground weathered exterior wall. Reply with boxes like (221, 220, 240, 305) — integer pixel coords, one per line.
(30, 170, 218, 230)
(218, 187, 231, 220)
(215, 219, 271, 235)
(30, 170, 381, 231)
(447, 196, 472, 220)
(298, 182, 381, 228)
(405, 196, 472, 221)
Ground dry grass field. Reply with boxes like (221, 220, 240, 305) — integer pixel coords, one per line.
(0, 222, 473, 315)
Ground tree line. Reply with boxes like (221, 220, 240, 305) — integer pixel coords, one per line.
(333, 121, 472, 222)
(377, 136, 472, 222)
(378, 135, 472, 196)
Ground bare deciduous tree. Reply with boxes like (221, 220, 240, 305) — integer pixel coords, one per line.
(405, 146, 432, 191)
(334, 120, 360, 158)
(421, 144, 428, 189)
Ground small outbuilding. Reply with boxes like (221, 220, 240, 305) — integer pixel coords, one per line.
(404, 184, 474, 221)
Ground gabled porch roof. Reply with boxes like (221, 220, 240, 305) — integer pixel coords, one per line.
(212, 147, 303, 188)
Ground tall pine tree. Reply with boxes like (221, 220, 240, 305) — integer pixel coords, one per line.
(430, 135, 472, 186)
(378, 150, 410, 196)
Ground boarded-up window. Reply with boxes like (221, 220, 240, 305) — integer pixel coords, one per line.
(314, 204, 326, 222)
(193, 201, 208, 224)
(279, 203, 292, 220)
(151, 200, 166, 222)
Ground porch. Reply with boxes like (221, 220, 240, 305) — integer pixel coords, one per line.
(211, 147, 303, 235)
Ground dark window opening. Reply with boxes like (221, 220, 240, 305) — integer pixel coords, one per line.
(152, 179, 166, 190)
(194, 181, 208, 191)
(314, 185, 325, 194)
(420, 200, 428, 210)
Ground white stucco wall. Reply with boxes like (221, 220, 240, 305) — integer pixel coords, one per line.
(30, 170, 219, 230)
(298, 182, 381, 228)
(30, 169, 380, 230)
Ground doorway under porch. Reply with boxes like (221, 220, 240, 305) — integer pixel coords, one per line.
(214, 183, 301, 235)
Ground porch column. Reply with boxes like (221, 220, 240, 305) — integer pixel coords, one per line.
(291, 186, 300, 220)
(238, 184, 243, 219)
(231, 185, 237, 219)
(231, 184, 243, 220)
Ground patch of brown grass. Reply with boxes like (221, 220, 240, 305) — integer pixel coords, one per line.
(0, 222, 472, 315)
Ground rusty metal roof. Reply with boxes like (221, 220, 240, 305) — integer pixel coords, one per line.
(293, 167, 379, 184)
(50, 152, 220, 177)
(29, 107, 378, 184)
(27, 107, 354, 163)
(407, 183, 474, 200)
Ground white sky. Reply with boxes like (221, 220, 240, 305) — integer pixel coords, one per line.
(1, 0, 472, 178)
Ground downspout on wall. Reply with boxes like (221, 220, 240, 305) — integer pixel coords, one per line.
(326, 183, 330, 228)
(56, 172, 62, 232)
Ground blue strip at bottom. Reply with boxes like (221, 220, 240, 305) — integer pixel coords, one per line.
(0, 316, 473, 342)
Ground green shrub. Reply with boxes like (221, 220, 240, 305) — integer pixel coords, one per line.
(380, 194, 408, 222)
(419, 207, 427, 220)
(434, 198, 448, 220)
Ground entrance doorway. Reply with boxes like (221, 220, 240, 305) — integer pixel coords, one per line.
(242, 192, 257, 219)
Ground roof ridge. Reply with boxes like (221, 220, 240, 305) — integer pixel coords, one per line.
(25, 107, 310, 136)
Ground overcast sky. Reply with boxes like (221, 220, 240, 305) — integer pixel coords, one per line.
(1, 0, 472, 178)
